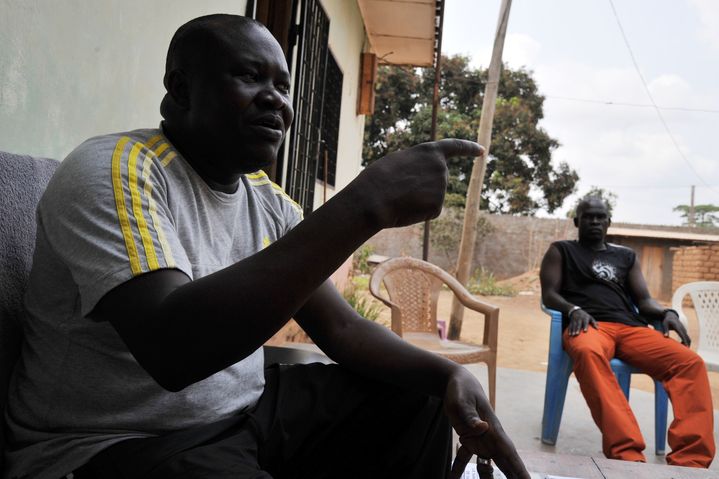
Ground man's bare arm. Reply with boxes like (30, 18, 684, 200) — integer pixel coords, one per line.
(92, 140, 481, 391)
(627, 259, 690, 345)
(294, 281, 530, 479)
(539, 245, 573, 313)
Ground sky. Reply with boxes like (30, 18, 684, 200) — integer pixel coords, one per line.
(441, 0, 719, 225)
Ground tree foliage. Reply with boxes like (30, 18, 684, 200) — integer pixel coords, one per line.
(567, 187, 618, 218)
(673, 204, 719, 227)
(364, 56, 579, 215)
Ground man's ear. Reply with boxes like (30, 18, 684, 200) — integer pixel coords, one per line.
(573, 216, 579, 228)
(164, 70, 191, 110)
(607, 217, 612, 227)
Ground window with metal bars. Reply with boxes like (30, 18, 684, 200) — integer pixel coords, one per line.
(285, 0, 330, 216)
(316, 52, 342, 188)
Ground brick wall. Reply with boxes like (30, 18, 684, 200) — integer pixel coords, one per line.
(672, 244, 719, 292)
(367, 212, 575, 279)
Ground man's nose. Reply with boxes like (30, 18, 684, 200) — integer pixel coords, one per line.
(257, 86, 287, 110)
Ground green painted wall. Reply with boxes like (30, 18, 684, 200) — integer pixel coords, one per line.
(0, 0, 247, 160)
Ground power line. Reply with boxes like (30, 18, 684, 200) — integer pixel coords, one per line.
(607, 0, 719, 196)
(546, 95, 719, 114)
(590, 184, 719, 190)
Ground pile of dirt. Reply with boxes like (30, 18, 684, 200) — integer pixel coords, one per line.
(497, 268, 541, 294)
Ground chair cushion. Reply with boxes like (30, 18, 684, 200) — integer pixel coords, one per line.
(0, 151, 58, 467)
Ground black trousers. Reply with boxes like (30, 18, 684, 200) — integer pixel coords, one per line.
(75, 364, 452, 478)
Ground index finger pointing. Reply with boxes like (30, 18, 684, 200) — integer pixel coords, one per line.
(434, 138, 484, 159)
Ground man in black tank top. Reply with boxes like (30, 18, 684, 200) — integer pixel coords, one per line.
(539, 197, 714, 468)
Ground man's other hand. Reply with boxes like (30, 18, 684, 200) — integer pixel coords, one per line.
(445, 368, 530, 479)
(568, 309, 599, 336)
(662, 310, 691, 347)
(352, 139, 483, 229)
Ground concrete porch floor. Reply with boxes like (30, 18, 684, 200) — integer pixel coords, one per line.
(463, 364, 719, 471)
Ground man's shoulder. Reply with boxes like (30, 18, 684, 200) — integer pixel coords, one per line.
(551, 239, 577, 251)
(242, 170, 304, 220)
(66, 128, 162, 163)
(43, 128, 163, 203)
(606, 242, 635, 255)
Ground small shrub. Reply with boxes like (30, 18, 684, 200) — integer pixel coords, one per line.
(343, 285, 383, 321)
(468, 268, 516, 297)
(353, 244, 375, 275)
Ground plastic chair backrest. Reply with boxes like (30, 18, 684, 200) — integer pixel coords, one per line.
(672, 281, 719, 371)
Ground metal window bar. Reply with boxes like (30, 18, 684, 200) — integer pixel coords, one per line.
(286, 0, 330, 216)
(316, 52, 342, 187)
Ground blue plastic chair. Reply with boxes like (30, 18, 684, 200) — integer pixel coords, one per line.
(541, 306, 669, 455)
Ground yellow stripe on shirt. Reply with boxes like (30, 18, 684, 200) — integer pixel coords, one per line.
(111, 136, 142, 275)
(270, 183, 304, 217)
(128, 142, 160, 271)
(140, 149, 176, 268)
(161, 151, 177, 167)
(145, 134, 163, 149)
(246, 171, 268, 180)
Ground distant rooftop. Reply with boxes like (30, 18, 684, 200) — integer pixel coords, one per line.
(607, 226, 719, 243)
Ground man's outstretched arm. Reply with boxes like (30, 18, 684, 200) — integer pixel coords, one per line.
(295, 280, 530, 479)
(92, 140, 481, 391)
(627, 260, 691, 345)
(539, 245, 598, 336)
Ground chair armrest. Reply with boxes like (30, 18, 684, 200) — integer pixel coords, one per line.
(368, 268, 398, 310)
(541, 305, 564, 352)
(671, 284, 691, 328)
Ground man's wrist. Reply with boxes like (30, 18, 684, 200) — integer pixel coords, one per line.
(567, 305, 582, 319)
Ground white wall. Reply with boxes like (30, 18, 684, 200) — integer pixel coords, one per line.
(312, 0, 367, 210)
(0, 0, 247, 160)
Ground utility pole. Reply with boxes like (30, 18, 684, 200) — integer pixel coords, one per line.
(448, 0, 512, 340)
(423, 0, 446, 260)
(689, 185, 696, 227)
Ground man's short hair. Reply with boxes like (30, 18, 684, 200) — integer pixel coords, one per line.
(164, 14, 263, 83)
(576, 196, 609, 219)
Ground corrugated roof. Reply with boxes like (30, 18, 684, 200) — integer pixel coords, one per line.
(607, 227, 719, 243)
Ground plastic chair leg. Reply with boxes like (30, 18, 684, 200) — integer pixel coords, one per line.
(615, 370, 632, 399)
(542, 354, 573, 445)
(487, 359, 496, 410)
(654, 380, 668, 455)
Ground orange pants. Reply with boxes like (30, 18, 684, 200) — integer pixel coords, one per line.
(563, 322, 715, 467)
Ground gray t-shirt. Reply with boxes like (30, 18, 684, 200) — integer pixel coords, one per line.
(5, 128, 303, 479)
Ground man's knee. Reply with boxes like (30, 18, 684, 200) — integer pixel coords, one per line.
(669, 348, 708, 377)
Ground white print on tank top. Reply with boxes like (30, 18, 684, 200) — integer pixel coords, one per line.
(591, 259, 619, 284)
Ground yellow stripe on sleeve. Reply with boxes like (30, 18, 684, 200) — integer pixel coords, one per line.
(141, 150, 176, 269)
(111, 137, 142, 275)
(270, 183, 304, 217)
(248, 178, 272, 187)
(128, 142, 160, 271)
(246, 171, 268, 180)
(153, 142, 170, 157)
(145, 134, 163, 149)
(161, 151, 177, 167)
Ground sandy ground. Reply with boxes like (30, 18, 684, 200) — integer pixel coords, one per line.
(372, 275, 719, 410)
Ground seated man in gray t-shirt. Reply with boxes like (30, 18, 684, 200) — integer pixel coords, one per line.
(6, 14, 529, 479)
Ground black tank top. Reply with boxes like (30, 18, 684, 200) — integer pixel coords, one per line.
(554, 240, 646, 329)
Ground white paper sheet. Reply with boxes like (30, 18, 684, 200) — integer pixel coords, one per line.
(461, 464, 585, 479)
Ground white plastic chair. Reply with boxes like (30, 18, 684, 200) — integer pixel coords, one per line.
(671, 281, 719, 372)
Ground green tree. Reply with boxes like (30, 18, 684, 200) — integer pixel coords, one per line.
(567, 187, 618, 218)
(673, 204, 719, 227)
(363, 56, 579, 215)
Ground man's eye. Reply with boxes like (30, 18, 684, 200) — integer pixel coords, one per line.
(238, 73, 257, 82)
(276, 83, 290, 94)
